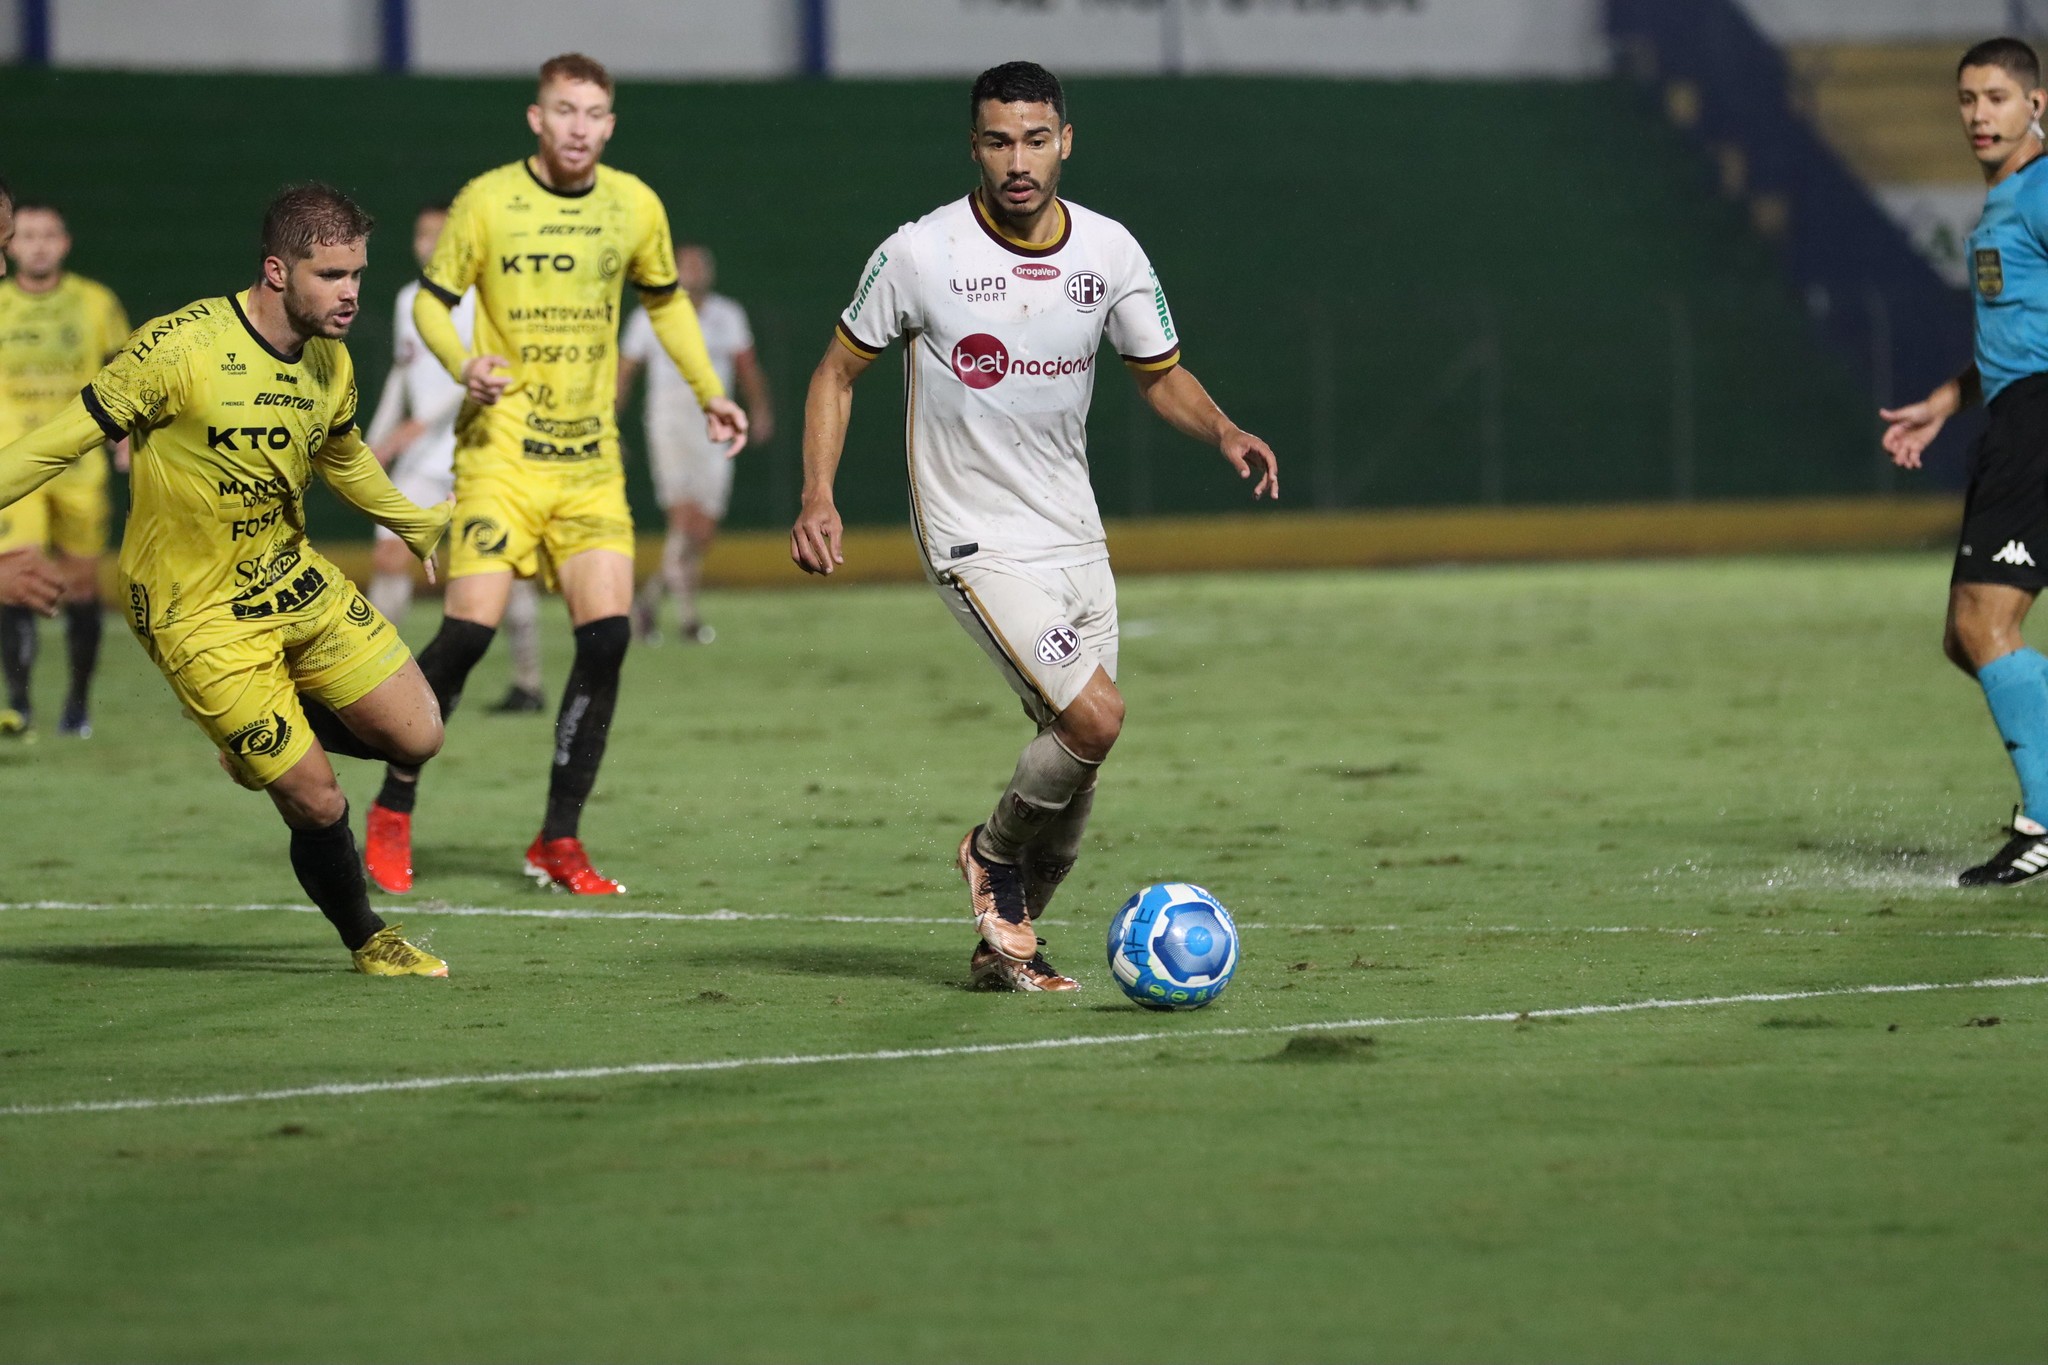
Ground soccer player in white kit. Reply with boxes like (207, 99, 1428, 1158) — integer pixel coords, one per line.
(617, 243, 774, 644)
(365, 203, 546, 715)
(791, 62, 1279, 991)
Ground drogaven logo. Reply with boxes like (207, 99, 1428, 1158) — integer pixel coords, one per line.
(1014, 263, 1061, 282)
(950, 333, 1098, 390)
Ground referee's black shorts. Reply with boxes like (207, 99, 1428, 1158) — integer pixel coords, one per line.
(1956, 372, 2048, 591)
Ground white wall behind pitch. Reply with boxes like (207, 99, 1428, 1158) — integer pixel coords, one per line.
(52, 0, 378, 70)
(1738, 0, 2015, 43)
(830, 0, 1608, 78)
(409, 0, 797, 79)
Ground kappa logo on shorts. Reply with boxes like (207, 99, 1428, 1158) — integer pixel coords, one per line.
(463, 517, 510, 556)
(1035, 624, 1082, 666)
(224, 711, 294, 759)
(1977, 248, 2005, 299)
(345, 594, 376, 627)
(1993, 540, 2036, 567)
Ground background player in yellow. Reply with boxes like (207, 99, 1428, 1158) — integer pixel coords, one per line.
(365, 53, 748, 897)
(0, 200, 129, 739)
(0, 180, 66, 621)
(0, 184, 454, 976)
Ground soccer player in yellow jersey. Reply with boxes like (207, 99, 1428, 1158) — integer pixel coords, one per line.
(0, 184, 454, 977)
(0, 201, 130, 738)
(365, 52, 747, 897)
(0, 179, 64, 619)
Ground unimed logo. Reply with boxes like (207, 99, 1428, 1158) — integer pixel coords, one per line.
(951, 333, 1010, 389)
(949, 333, 1096, 390)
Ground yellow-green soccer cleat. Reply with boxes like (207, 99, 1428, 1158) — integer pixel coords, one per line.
(351, 924, 448, 978)
(0, 707, 31, 740)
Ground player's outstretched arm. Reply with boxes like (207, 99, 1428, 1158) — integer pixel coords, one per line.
(644, 288, 749, 456)
(412, 285, 508, 406)
(792, 340, 871, 575)
(0, 397, 113, 509)
(1880, 366, 1979, 471)
(317, 428, 454, 576)
(1130, 364, 1278, 500)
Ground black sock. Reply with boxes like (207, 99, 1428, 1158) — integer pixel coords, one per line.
(376, 769, 417, 814)
(289, 805, 385, 950)
(302, 700, 386, 762)
(383, 616, 497, 790)
(63, 601, 101, 711)
(542, 616, 629, 841)
(0, 605, 36, 712)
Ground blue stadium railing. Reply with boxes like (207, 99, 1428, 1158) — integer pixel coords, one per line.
(1607, 0, 1979, 480)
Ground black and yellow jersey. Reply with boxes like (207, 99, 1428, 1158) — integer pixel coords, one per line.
(423, 159, 686, 458)
(0, 273, 129, 446)
(81, 291, 364, 634)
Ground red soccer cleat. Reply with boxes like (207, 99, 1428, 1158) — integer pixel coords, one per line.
(524, 834, 626, 895)
(364, 803, 414, 894)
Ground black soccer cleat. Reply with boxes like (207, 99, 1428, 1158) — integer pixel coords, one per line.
(488, 684, 547, 715)
(1958, 811, 2048, 887)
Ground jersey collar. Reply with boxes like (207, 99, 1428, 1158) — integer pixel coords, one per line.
(229, 290, 304, 365)
(969, 192, 1070, 259)
(524, 157, 598, 199)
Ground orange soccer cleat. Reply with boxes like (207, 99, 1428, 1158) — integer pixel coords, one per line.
(524, 833, 627, 895)
(364, 803, 414, 894)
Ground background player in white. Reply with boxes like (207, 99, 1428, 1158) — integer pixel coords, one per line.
(791, 61, 1278, 992)
(365, 202, 546, 712)
(617, 243, 774, 644)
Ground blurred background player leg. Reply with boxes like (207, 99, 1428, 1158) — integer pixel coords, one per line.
(489, 578, 546, 711)
(618, 244, 772, 645)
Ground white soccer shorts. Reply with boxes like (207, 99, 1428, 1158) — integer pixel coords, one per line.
(935, 556, 1118, 726)
(372, 446, 457, 545)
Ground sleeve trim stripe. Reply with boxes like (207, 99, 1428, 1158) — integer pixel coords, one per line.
(1122, 347, 1181, 373)
(418, 274, 461, 308)
(636, 278, 680, 296)
(835, 322, 882, 360)
(332, 412, 355, 439)
(79, 385, 124, 442)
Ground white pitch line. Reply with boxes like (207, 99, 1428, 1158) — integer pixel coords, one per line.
(4, 974, 2041, 1119)
(6, 902, 2047, 942)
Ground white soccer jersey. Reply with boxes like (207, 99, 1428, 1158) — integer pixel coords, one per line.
(835, 194, 1181, 570)
(621, 293, 753, 422)
(364, 279, 476, 483)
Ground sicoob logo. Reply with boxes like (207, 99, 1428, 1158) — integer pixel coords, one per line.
(1035, 624, 1081, 666)
(951, 333, 1010, 390)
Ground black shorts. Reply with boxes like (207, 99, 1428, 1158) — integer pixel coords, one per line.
(1956, 372, 2048, 590)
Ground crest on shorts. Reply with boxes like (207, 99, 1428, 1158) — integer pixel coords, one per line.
(225, 711, 294, 758)
(1035, 624, 1081, 666)
(345, 594, 376, 627)
(1977, 248, 2006, 298)
(463, 517, 509, 556)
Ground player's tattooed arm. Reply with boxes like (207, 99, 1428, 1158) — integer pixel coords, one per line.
(316, 428, 455, 575)
(1129, 365, 1279, 500)
(0, 398, 111, 508)
(791, 339, 872, 575)
(1881, 365, 1979, 471)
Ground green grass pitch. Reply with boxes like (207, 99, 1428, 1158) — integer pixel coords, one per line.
(1, 553, 2043, 1363)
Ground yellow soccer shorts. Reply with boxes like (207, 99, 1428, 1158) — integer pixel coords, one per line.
(446, 421, 635, 585)
(0, 448, 110, 557)
(131, 563, 412, 789)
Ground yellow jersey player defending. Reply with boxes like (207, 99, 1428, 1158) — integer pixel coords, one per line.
(0, 200, 128, 739)
(364, 52, 747, 897)
(0, 180, 65, 619)
(0, 184, 454, 977)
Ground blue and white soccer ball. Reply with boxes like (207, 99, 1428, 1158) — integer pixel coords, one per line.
(1106, 882, 1239, 1010)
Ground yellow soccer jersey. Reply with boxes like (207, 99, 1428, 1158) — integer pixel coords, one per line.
(82, 292, 361, 640)
(0, 273, 129, 445)
(423, 159, 680, 460)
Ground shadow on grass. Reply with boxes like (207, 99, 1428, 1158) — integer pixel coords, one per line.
(414, 841, 547, 885)
(683, 942, 953, 986)
(0, 940, 330, 974)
